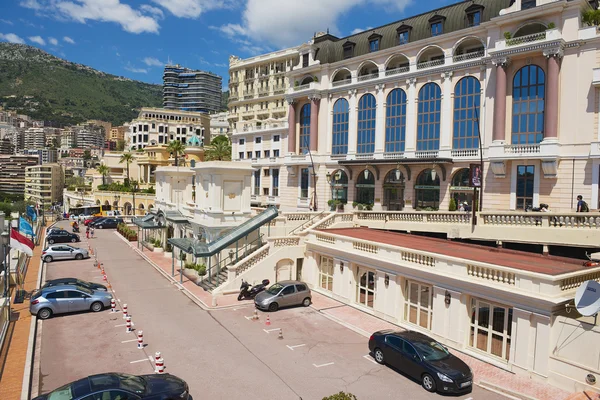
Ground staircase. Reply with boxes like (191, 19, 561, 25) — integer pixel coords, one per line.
(198, 267, 229, 291)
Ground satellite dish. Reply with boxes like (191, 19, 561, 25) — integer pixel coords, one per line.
(575, 280, 600, 317)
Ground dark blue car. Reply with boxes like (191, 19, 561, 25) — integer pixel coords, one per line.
(368, 330, 473, 394)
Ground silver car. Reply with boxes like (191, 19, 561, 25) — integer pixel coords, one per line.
(254, 280, 312, 312)
(30, 284, 112, 319)
(41, 245, 89, 262)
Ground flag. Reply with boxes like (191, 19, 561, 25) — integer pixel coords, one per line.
(27, 205, 37, 222)
(19, 217, 35, 237)
(10, 228, 34, 257)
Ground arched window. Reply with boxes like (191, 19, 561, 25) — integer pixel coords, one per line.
(329, 169, 348, 203)
(332, 99, 349, 155)
(385, 89, 407, 153)
(356, 170, 375, 205)
(453, 77, 481, 149)
(299, 103, 311, 153)
(383, 169, 405, 211)
(512, 65, 545, 144)
(417, 83, 442, 151)
(414, 169, 440, 210)
(450, 168, 473, 208)
(357, 94, 376, 154)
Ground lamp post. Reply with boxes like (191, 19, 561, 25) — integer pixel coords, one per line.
(114, 194, 120, 215)
(131, 181, 138, 217)
(1, 231, 10, 304)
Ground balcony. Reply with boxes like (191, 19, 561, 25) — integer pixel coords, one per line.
(271, 106, 286, 114)
(332, 79, 352, 87)
(273, 85, 286, 95)
(451, 149, 480, 159)
(417, 59, 445, 70)
(229, 94, 239, 101)
(453, 50, 485, 63)
(494, 29, 561, 52)
(355, 153, 374, 160)
(358, 73, 379, 82)
(382, 152, 405, 160)
(415, 150, 439, 159)
(241, 110, 255, 118)
(385, 66, 409, 77)
(258, 87, 270, 97)
(504, 144, 540, 155)
(242, 90, 255, 99)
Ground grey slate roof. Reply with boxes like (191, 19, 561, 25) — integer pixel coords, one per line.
(313, 0, 512, 65)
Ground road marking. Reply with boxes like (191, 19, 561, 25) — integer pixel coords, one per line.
(286, 344, 306, 351)
(121, 339, 137, 343)
(363, 355, 378, 364)
(130, 359, 149, 364)
(244, 316, 254, 320)
(464, 398, 473, 400)
(263, 328, 280, 333)
(313, 362, 335, 368)
(114, 324, 126, 327)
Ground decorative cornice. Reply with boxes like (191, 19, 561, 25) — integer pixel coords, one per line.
(441, 71, 453, 81)
(285, 96, 295, 105)
(348, 89, 358, 97)
(406, 77, 417, 86)
(308, 94, 321, 102)
(543, 46, 564, 59)
(491, 56, 510, 68)
(489, 39, 565, 58)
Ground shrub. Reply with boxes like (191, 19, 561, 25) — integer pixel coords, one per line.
(449, 198, 457, 211)
(196, 264, 207, 276)
(357, 204, 364, 211)
(582, 9, 600, 27)
(365, 203, 373, 211)
(165, 243, 173, 252)
(503, 31, 512, 40)
(547, 22, 556, 29)
(352, 201, 358, 208)
(323, 392, 357, 400)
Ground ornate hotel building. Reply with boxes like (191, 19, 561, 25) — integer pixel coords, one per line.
(238, 0, 599, 212)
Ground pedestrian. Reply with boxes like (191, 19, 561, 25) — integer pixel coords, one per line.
(91, 227, 95, 238)
(86, 225, 90, 239)
(576, 195, 589, 212)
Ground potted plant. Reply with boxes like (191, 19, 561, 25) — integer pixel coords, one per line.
(327, 199, 336, 211)
(153, 238, 163, 253)
(365, 203, 373, 211)
(449, 198, 457, 211)
(197, 264, 207, 277)
(547, 22, 556, 30)
(163, 243, 173, 259)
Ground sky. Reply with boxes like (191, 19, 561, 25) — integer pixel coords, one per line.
(0, 0, 456, 88)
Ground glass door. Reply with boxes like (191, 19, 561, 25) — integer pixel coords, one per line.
(356, 268, 376, 308)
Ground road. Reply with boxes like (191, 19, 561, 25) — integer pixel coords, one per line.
(37, 220, 506, 399)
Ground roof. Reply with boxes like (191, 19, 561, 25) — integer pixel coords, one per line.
(165, 210, 189, 223)
(319, 227, 587, 276)
(312, 0, 511, 65)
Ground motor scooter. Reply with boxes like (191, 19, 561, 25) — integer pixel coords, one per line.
(238, 279, 270, 301)
(72, 225, 80, 233)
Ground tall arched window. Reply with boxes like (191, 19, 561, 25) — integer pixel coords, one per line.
(417, 83, 442, 151)
(356, 169, 375, 204)
(299, 103, 311, 153)
(512, 65, 545, 144)
(453, 77, 481, 149)
(357, 94, 376, 154)
(385, 89, 407, 153)
(332, 99, 349, 155)
(414, 169, 440, 210)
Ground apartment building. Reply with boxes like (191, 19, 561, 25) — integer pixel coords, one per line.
(24, 127, 46, 149)
(228, 46, 300, 207)
(23, 148, 58, 164)
(209, 111, 231, 142)
(126, 107, 210, 150)
(163, 64, 222, 114)
(76, 122, 106, 149)
(110, 125, 128, 141)
(61, 128, 76, 149)
(25, 163, 64, 205)
(0, 138, 13, 155)
(0, 155, 39, 195)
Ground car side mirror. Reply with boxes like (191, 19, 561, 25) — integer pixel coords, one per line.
(70, 249, 74, 252)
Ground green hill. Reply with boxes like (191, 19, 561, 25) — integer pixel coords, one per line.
(0, 43, 163, 126)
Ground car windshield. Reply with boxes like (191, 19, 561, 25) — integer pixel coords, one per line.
(75, 286, 93, 295)
(413, 341, 450, 362)
(46, 382, 74, 400)
(266, 283, 284, 295)
(118, 374, 146, 394)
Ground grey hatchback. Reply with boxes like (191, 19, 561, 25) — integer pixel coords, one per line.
(30, 285, 113, 319)
(254, 280, 311, 312)
(41, 245, 89, 262)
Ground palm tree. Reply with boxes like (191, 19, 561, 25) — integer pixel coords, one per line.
(97, 164, 109, 186)
(205, 140, 232, 161)
(119, 152, 134, 187)
(167, 140, 186, 166)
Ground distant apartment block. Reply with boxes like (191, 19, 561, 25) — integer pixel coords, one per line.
(25, 163, 64, 205)
(0, 154, 39, 195)
(163, 64, 222, 113)
(110, 125, 128, 141)
(22, 148, 58, 164)
(0, 138, 13, 155)
(209, 112, 230, 142)
(24, 127, 46, 149)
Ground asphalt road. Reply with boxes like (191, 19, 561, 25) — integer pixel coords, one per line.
(37, 221, 507, 400)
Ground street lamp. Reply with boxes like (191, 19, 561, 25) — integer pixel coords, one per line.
(114, 194, 120, 214)
(131, 181, 138, 217)
(1, 231, 10, 301)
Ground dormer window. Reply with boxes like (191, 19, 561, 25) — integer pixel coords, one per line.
(465, 4, 484, 27)
(343, 41, 355, 59)
(302, 53, 309, 68)
(368, 32, 382, 53)
(396, 24, 412, 45)
(429, 15, 446, 37)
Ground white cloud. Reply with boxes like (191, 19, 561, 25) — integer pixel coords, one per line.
(63, 36, 76, 44)
(351, 26, 373, 35)
(140, 4, 164, 19)
(151, 0, 232, 19)
(217, 0, 411, 48)
(0, 33, 26, 44)
(0, 19, 14, 25)
(29, 35, 46, 45)
(125, 65, 148, 73)
(142, 56, 164, 67)
(20, 0, 43, 10)
(48, 37, 59, 45)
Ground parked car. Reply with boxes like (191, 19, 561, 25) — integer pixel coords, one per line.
(254, 280, 311, 312)
(46, 227, 66, 235)
(84, 216, 104, 226)
(43, 278, 107, 291)
(30, 284, 113, 319)
(93, 217, 123, 229)
(46, 231, 80, 244)
(368, 330, 473, 394)
(32, 372, 190, 400)
(41, 245, 89, 262)
(88, 217, 107, 227)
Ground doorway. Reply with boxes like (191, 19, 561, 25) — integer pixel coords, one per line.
(383, 169, 405, 210)
(296, 258, 303, 281)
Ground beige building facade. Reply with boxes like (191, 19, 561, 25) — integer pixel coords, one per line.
(25, 163, 64, 205)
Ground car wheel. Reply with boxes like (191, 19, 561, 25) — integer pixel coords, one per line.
(44, 255, 53, 263)
(268, 302, 279, 312)
(75, 253, 83, 260)
(71, 238, 77, 243)
(373, 348, 385, 364)
(38, 308, 52, 320)
(422, 373, 436, 393)
(302, 297, 311, 307)
(48, 239, 55, 244)
(90, 302, 104, 312)
(98, 225, 103, 229)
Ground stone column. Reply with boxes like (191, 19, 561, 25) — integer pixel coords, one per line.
(440, 71, 453, 153)
(492, 57, 509, 143)
(404, 78, 417, 156)
(374, 84, 386, 156)
(309, 95, 320, 152)
(347, 89, 358, 156)
(287, 99, 296, 154)
(543, 48, 563, 141)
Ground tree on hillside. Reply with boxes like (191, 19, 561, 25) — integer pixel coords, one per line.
(166, 140, 186, 167)
(119, 152, 134, 186)
(205, 136, 232, 161)
(97, 164, 110, 186)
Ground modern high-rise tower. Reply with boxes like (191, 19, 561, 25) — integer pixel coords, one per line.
(163, 64, 222, 114)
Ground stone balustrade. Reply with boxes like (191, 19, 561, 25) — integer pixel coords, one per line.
(233, 244, 270, 277)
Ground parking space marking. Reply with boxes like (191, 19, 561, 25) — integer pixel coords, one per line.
(464, 398, 473, 400)
(121, 339, 137, 343)
(313, 362, 335, 368)
(114, 323, 126, 327)
(363, 355, 378, 364)
(129, 359, 149, 364)
(286, 344, 306, 351)
(263, 328, 280, 333)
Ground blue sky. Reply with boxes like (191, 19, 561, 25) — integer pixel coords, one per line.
(0, 0, 455, 88)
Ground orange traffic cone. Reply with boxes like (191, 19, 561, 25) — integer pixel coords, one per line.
(265, 315, 271, 326)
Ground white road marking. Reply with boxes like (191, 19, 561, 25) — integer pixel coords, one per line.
(286, 344, 306, 351)
(464, 398, 473, 400)
(130, 359, 149, 364)
(244, 316, 254, 320)
(263, 328, 280, 333)
(114, 324, 126, 327)
(363, 355, 378, 364)
(313, 362, 335, 368)
(121, 339, 137, 343)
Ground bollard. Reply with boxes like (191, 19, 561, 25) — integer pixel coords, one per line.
(253, 309, 259, 321)
(102, 274, 107, 281)
(265, 315, 271, 326)
(137, 330, 144, 349)
(126, 316, 132, 333)
(110, 299, 116, 313)
(123, 304, 128, 319)
(155, 352, 165, 374)
(278, 328, 283, 340)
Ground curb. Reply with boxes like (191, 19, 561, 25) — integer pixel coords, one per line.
(311, 306, 371, 338)
(478, 380, 538, 400)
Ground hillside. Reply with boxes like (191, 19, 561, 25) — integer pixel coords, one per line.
(0, 43, 163, 126)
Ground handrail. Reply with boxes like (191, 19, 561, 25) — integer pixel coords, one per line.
(288, 210, 327, 235)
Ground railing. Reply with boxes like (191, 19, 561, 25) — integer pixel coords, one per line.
(451, 149, 479, 158)
(417, 59, 445, 70)
(229, 94, 239, 101)
(506, 32, 546, 47)
(358, 73, 379, 82)
(271, 106, 285, 113)
(258, 88, 269, 96)
(402, 251, 436, 267)
(504, 144, 540, 154)
(415, 150, 439, 158)
(467, 265, 515, 286)
(273, 85, 286, 94)
(453, 50, 485, 63)
(332, 79, 352, 87)
(353, 241, 379, 253)
(288, 210, 327, 235)
(315, 213, 354, 229)
(385, 66, 410, 76)
(356, 211, 471, 224)
(271, 236, 301, 247)
(356, 153, 374, 160)
(561, 271, 600, 291)
(330, 154, 347, 161)
(294, 84, 311, 91)
(235, 245, 270, 277)
(383, 152, 404, 159)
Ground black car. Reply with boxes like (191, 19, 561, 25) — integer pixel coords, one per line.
(33, 372, 190, 400)
(93, 218, 123, 229)
(368, 330, 473, 394)
(47, 231, 80, 244)
(43, 278, 107, 292)
(88, 217, 108, 227)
